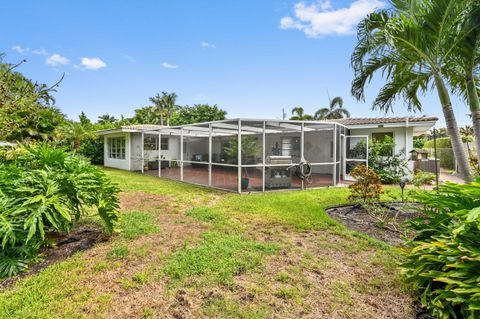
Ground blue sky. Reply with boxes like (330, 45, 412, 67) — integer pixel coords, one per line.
(0, 0, 472, 127)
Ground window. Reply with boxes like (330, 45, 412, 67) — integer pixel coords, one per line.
(372, 132, 394, 156)
(143, 136, 169, 151)
(161, 137, 169, 150)
(108, 137, 126, 159)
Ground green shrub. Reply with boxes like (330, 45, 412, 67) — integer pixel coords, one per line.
(413, 170, 436, 188)
(423, 137, 452, 149)
(348, 165, 383, 205)
(400, 179, 480, 319)
(0, 143, 120, 277)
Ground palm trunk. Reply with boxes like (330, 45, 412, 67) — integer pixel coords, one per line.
(466, 70, 480, 168)
(434, 73, 472, 181)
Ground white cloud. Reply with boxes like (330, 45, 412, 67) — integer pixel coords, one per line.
(46, 53, 70, 66)
(32, 49, 49, 56)
(201, 41, 216, 49)
(12, 45, 29, 54)
(80, 57, 107, 70)
(280, 0, 384, 38)
(162, 62, 179, 69)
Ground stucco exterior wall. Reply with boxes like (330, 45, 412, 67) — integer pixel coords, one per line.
(103, 133, 131, 170)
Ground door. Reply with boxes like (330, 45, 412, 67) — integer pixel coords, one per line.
(343, 135, 369, 181)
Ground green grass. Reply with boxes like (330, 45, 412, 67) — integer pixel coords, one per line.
(0, 169, 411, 318)
(164, 232, 279, 287)
(119, 211, 160, 239)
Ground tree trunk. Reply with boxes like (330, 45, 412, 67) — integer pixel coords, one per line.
(434, 73, 472, 181)
(466, 70, 480, 167)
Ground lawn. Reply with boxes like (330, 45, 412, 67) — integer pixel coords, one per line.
(0, 168, 413, 318)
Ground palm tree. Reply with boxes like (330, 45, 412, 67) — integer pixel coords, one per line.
(97, 114, 117, 125)
(161, 91, 178, 126)
(149, 93, 165, 126)
(351, 0, 472, 180)
(445, 2, 480, 165)
(59, 122, 94, 151)
(290, 107, 313, 120)
(314, 97, 350, 120)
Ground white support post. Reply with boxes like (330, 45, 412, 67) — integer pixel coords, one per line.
(262, 121, 266, 193)
(333, 124, 337, 186)
(208, 123, 212, 186)
(180, 129, 184, 181)
(158, 132, 161, 177)
(237, 119, 242, 194)
(300, 122, 305, 190)
(141, 132, 145, 174)
(366, 136, 369, 169)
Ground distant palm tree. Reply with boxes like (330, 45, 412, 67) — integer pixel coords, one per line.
(290, 107, 313, 120)
(161, 91, 178, 126)
(149, 93, 165, 126)
(149, 92, 178, 126)
(314, 97, 350, 120)
(59, 122, 94, 151)
(97, 114, 117, 125)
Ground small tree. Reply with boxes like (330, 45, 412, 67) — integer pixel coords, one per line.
(348, 164, 383, 205)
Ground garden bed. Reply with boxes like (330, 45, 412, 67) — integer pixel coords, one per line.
(0, 226, 107, 290)
(326, 202, 421, 246)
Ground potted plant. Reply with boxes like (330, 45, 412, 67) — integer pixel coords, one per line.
(224, 136, 260, 190)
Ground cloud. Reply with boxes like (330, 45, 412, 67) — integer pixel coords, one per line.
(12, 45, 29, 54)
(79, 57, 107, 70)
(280, 0, 384, 38)
(124, 55, 136, 63)
(162, 62, 179, 69)
(32, 49, 49, 56)
(46, 53, 70, 66)
(201, 41, 216, 49)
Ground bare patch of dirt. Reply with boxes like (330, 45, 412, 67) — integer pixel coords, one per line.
(0, 226, 107, 290)
(326, 202, 421, 246)
(120, 191, 176, 212)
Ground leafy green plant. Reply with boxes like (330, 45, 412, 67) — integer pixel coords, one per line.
(400, 179, 480, 319)
(0, 143, 120, 277)
(348, 165, 383, 205)
(413, 170, 436, 189)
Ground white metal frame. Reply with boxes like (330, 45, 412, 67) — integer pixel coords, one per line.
(138, 118, 350, 193)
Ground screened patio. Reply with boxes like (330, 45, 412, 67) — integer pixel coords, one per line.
(137, 119, 368, 193)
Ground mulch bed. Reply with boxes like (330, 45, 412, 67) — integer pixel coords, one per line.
(0, 226, 108, 290)
(326, 202, 422, 246)
(326, 202, 436, 319)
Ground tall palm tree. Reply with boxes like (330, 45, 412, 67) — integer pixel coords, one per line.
(161, 91, 178, 126)
(314, 97, 350, 120)
(351, 0, 472, 180)
(149, 93, 165, 126)
(445, 1, 480, 165)
(289, 107, 313, 120)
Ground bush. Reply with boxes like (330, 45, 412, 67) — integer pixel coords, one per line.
(348, 164, 383, 205)
(400, 179, 480, 319)
(412, 170, 436, 188)
(0, 143, 120, 277)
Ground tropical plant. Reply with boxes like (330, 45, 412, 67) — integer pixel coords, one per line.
(351, 0, 472, 181)
(0, 58, 66, 142)
(289, 107, 313, 120)
(314, 96, 350, 120)
(348, 164, 383, 205)
(97, 113, 117, 125)
(413, 170, 436, 188)
(149, 92, 178, 126)
(58, 121, 95, 151)
(0, 144, 120, 277)
(170, 104, 227, 126)
(400, 178, 480, 319)
(224, 136, 260, 165)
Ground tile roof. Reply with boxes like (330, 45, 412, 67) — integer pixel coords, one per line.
(325, 116, 438, 126)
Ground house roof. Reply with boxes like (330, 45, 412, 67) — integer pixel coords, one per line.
(324, 116, 438, 126)
(97, 124, 164, 135)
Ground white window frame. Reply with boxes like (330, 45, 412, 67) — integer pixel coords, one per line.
(108, 137, 126, 159)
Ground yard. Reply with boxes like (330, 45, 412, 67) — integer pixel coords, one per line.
(0, 168, 413, 319)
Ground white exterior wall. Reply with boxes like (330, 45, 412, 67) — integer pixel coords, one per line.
(103, 133, 131, 170)
(130, 133, 181, 171)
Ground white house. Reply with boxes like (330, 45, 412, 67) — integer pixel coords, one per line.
(97, 116, 437, 193)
